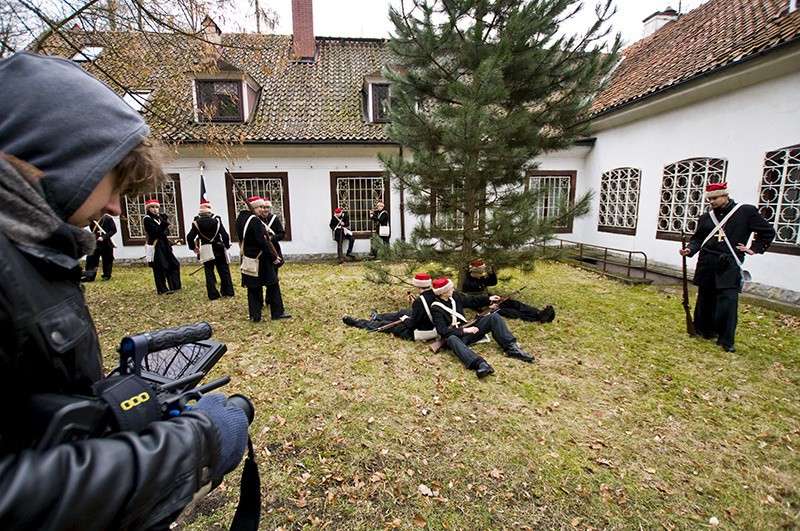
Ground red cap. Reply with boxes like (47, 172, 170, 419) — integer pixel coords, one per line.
(432, 278, 454, 295)
(706, 182, 727, 192)
(145, 198, 160, 207)
(470, 259, 485, 267)
(334, 208, 342, 214)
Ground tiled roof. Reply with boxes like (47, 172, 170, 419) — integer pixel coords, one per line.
(42, 32, 393, 144)
(590, 0, 800, 117)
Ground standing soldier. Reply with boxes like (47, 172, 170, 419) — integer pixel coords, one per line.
(82, 212, 117, 281)
(143, 198, 181, 294)
(679, 182, 774, 352)
(236, 196, 290, 322)
(370, 199, 389, 256)
(261, 197, 284, 273)
(186, 199, 234, 300)
(329, 207, 355, 263)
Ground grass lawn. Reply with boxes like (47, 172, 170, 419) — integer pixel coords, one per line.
(85, 260, 800, 530)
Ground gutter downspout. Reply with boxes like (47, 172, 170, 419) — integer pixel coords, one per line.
(398, 145, 406, 241)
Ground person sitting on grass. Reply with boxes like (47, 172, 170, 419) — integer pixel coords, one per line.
(462, 259, 555, 323)
(430, 277, 535, 379)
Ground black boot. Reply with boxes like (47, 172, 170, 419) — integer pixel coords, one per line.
(539, 305, 555, 323)
(475, 361, 495, 379)
(505, 342, 535, 362)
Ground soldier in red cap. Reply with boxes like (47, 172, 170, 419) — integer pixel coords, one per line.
(329, 207, 355, 263)
(462, 259, 555, 323)
(370, 199, 390, 256)
(143, 198, 182, 294)
(186, 200, 234, 300)
(679, 182, 774, 352)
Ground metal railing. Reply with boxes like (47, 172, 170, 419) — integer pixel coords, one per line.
(540, 238, 649, 280)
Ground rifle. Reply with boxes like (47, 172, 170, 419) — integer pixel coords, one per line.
(429, 286, 526, 353)
(230, 177, 281, 263)
(367, 316, 408, 333)
(681, 232, 699, 337)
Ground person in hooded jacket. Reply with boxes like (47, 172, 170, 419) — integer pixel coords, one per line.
(0, 52, 249, 530)
(186, 199, 234, 300)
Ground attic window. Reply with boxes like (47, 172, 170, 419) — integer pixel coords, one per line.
(122, 90, 152, 112)
(72, 46, 104, 62)
(196, 80, 243, 122)
(371, 83, 392, 123)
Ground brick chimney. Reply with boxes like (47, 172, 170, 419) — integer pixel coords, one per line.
(200, 15, 222, 62)
(642, 6, 679, 38)
(291, 0, 316, 61)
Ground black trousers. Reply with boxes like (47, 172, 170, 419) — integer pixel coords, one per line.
(375, 309, 412, 321)
(335, 232, 355, 261)
(247, 282, 285, 321)
(151, 261, 181, 294)
(344, 317, 414, 340)
(203, 254, 234, 299)
(694, 285, 739, 348)
(84, 244, 114, 280)
(498, 299, 540, 321)
(444, 312, 516, 369)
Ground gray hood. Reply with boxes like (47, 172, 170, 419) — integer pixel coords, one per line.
(0, 52, 149, 220)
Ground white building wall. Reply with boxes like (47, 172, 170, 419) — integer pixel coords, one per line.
(113, 144, 401, 261)
(572, 70, 800, 294)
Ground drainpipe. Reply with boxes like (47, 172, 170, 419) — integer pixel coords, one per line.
(398, 145, 406, 241)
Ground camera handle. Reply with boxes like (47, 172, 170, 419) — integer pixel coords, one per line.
(117, 322, 213, 378)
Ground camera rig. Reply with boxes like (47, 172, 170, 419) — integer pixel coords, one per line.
(30, 322, 252, 451)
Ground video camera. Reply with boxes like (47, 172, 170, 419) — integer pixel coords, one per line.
(29, 322, 252, 451)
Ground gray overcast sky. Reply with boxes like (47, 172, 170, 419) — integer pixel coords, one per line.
(221, 0, 712, 48)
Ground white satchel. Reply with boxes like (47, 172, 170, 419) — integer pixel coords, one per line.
(379, 224, 390, 237)
(144, 243, 155, 263)
(199, 244, 215, 263)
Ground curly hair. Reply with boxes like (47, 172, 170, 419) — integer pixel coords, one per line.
(113, 136, 168, 196)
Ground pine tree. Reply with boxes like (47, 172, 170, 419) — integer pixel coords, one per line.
(379, 0, 620, 288)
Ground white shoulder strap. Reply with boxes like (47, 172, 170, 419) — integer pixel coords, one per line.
(701, 203, 742, 249)
(431, 300, 467, 328)
(419, 295, 434, 322)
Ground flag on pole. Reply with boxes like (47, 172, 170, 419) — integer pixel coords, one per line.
(200, 172, 208, 203)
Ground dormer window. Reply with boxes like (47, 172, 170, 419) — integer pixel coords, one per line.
(72, 46, 104, 62)
(122, 90, 153, 112)
(190, 65, 261, 124)
(363, 75, 393, 124)
(196, 80, 243, 122)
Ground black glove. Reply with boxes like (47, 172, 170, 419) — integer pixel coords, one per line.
(192, 393, 249, 478)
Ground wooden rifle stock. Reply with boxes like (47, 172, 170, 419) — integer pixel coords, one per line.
(681, 232, 698, 337)
(368, 317, 407, 333)
(428, 286, 527, 353)
(230, 176, 281, 263)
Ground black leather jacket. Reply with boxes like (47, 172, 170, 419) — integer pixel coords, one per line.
(0, 230, 221, 530)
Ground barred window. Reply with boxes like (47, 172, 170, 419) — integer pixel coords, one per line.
(656, 158, 726, 241)
(759, 145, 800, 255)
(432, 185, 467, 232)
(330, 172, 388, 235)
(527, 171, 577, 233)
(598, 167, 641, 235)
(226, 172, 291, 241)
(196, 80, 243, 122)
(121, 174, 185, 245)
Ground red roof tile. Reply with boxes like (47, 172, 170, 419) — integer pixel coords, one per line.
(591, 0, 800, 117)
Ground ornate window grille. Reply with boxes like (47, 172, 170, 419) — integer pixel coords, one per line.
(121, 174, 185, 245)
(331, 172, 387, 234)
(432, 185, 468, 232)
(656, 158, 726, 240)
(598, 167, 641, 235)
(759, 145, 800, 254)
(528, 171, 576, 233)
(226, 173, 291, 241)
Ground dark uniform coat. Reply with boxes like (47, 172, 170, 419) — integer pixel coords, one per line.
(143, 211, 181, 293)
(235, 210, 277, 288)
(186, 213, 234, 298)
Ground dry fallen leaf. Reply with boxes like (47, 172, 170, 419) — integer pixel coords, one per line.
(414, 514, 427, 527)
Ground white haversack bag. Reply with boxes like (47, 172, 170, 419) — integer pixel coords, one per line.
(199, 244, 215, 263)
(379, 224, 390, 237)
(144, 243, 155, 263)
(240, 252, 261, 277)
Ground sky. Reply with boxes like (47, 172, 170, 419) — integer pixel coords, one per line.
(221, 0, 713, 48)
